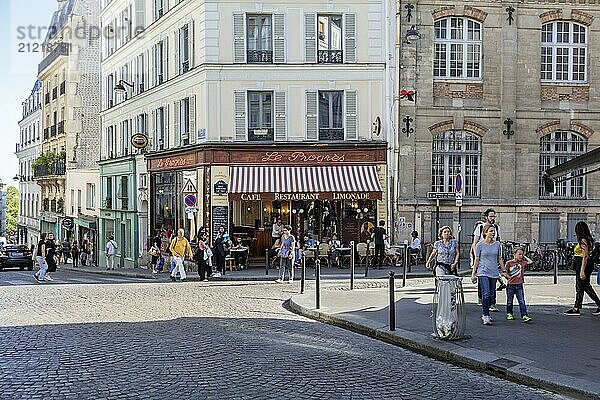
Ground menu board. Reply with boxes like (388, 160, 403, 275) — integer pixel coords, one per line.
(211, 206, 229, 244)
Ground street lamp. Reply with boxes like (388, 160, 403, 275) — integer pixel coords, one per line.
(114, 79, 134, 92)
(405, 25, 421, 43)
(13, 174, 25, 182)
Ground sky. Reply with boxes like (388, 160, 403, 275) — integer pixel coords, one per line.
(0, 1, 57, 189)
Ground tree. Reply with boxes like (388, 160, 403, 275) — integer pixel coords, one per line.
(6, 186, 19, 235)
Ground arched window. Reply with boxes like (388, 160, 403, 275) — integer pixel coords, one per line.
(539, 131, 587, 198)
(541, 21, 587, 82)
(434, 17, 482, 79)
(432, 130, 481, 196)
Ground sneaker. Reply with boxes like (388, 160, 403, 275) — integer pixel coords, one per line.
(33, 274, 43, 283)
(170, 276, 176, 282)
(497, 283, 507, 291)
(477, 299, 482, 306)
(212, 272, 221, 278)
(593, 308, 600, 316)
(203, 279, 209, 282)
(275, 279, 283, 283)
(482, 316, 492, 325)
(44, 276, 53, 281)
(489, 305, 499, 312)
(563, 308, 580, 316)
(522, 315, 532, 323)
(506, 313, 514, 320)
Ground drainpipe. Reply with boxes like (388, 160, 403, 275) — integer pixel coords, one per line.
(133, 157, 139, 268)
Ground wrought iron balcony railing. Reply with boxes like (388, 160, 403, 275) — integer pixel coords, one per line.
(318, 50, 343, 64)
(247, 50, 273, 63)
(34, 160, 66, 178)
(248, 127, 274, 141)
(318, 128, 344, 141)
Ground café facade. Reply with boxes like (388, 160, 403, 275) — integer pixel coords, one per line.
(146, 143, 388, 255)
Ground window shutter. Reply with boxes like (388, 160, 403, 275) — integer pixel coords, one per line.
(189, 95, 196, 144)
(233, 13, 246, 63)
(150, 109, 156, 150)
(135, 0, 145, 32)
(274, 91, 287, 141)
(188, 20, 195, 69)
(173, 100, 180, 146)
(273, 14, 285, 63)
(164, 103, 170, 148)
(306, 90, 318, 140)
(234, 90, 247, 141)
(175, 29, 181, 75)
(162, 38, 168, 81)
(345, 90, 357, 140)
(304, 13, 316, 63)
(344, 13, 356, 63)
(151, 46, 156, 87)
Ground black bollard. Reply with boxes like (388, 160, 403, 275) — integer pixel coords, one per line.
(553, 251, 558, 285)
(265, 249, 269, 276)
(315, 259, 321, 309)
(402, 243, 408, 288)
(301, 251, 306, 294)
(365, 240, 370, 277)
(350, 241, 355, 290)
(389, 271, 396, 331)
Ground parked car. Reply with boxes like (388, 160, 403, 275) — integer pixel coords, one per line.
(0, 245, 34, 271)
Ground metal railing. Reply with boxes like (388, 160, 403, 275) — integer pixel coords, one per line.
(318, 49, 343, 64)
(33, 160, 66, 178)
(247, 50, 273, 63)
(318, 128, 344, 141)
(57, 121, 64, 134)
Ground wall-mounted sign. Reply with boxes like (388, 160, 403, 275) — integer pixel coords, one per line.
(184, 194, 197, 207)
(198, 128, 206, 140)
(213, 180, 228, 195)
(62, 217, 74, 229)
(261, 151, 346, 164)
(131, 133, 148, 149)
(231, 192, 382, 201)
(372, 116, 382, 135)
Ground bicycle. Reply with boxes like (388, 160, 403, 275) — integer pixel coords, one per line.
(555, 239, 574, 270)
(525, 240, 556, 272)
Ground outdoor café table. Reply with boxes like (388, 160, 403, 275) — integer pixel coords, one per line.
(337, 247, 352, 268)
(390, 245, 405, 267)
(230, 247, 248, 269)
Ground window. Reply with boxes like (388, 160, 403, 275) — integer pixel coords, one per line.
(317, 15, 342, 63)
(107, 125, 115, 158)
(179, 97, 190, 145)
(155, 107, 166, 150)
(539, 131, 587, 198)
(119, 176, 129, 210)
(154, 0, 164, 20)
(434, 18, 482, 79)
(105, 177, 113, 209)
(178, 24, 190, 73)
(247, 15, 272, 63)
(541, 22, 587, 82)
(136, 53, 145, 93)
(318, 91, 343, 140)
(154, 41, 164, 85)
(107, 74, 114, 108)
(431, 130, 481, 196)
(247, 91, 273, 141)
(77, 190, 82, 214)
(70, 190, 75, 214)
(121, 119, 130, 156)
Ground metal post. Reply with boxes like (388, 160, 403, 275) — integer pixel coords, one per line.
(389, 271, 396, 331)
(265, 249, 269, 275)
(402, 243, 408, 287)
(350, 240, 355, 290)
(365, 240, 370, 277)
(301, 251, 306, 294)
(315, 259, 321, 309)
(553, 252, 558, 285)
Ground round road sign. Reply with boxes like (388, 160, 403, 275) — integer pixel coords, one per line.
(455, 173, 463, 193)
(184, 194, 197, 207)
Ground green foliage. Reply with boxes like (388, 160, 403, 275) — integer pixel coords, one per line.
(31, 151, 66, 170)
(6, 186, 18, 234)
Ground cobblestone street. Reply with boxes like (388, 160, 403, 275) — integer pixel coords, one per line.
(0, 280, 569, 399)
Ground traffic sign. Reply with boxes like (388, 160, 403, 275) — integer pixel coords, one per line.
(185, 206, 199, 214)
(184, 194, 197, 207)
(181, 178, 198, 194)
(455, 173, 463, 193)
(427, 192, 455, 200)
(455, 192, 463, 207)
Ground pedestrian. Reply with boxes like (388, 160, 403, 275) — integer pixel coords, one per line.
(504, 247, 533, 322)
(371, 220, 387, 269)
(212, 226, 229, 277)
(471, 224, 504, 325)
(564, 221, 600, 316)
(80, 239, 89, 266)
(276, 225, 295, 283)
(105, 235, 118, 270)
(33, 233, 48, 283)
(272, 218, 284, 245)
(71, 240, 79, 267)
(44, 232, 58, 281)
(149, 235, 162, 274)
(195, 232, 212, 281)
(426, 226, 459, 276)
(328, 233, 342, 267)
(169, 228, 193, 282)
(62, 239, 71, 264)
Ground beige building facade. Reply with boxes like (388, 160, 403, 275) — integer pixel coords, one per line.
(397, 1, 600, 253)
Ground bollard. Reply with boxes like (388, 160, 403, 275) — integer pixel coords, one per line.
(301, 251, 306, 294)
(265, 249, 269, 275)
(553, 251, 558, 285)
(350, 240, 355, 290)
(389, 271, 396, 331)
(315, 259, 321, 309)
(365, 240, 370, 277)
(402, 243, 408, 288)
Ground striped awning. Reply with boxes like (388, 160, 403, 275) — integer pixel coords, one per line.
(229, 165, 382, 200)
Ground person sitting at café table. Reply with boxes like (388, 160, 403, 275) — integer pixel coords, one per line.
(328, 233, 342, 267)
(409, 230, 421, 256)
(230, 236, 248, 270)
(268, 238, 281, 261)
(303, 234, 317, 250)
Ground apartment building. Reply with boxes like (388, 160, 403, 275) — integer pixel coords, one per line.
(36, 0, 100, 256)
(397, 1, 600, 254)
(16, 81, 43, 246)
(100, 0, 396, 265)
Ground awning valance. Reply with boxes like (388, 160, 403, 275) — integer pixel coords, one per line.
(229, 165, 383, 201)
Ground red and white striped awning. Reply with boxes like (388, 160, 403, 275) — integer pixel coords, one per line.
(229, 165, 382, 200)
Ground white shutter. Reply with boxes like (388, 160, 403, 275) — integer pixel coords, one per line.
(188, 20, 195, 69)
(234, 90, 247, 141)
(173, 100, 180, 147)
(150, 109, 156, 150)
(274, 91, 286, 141)
(345, 90, 357, 140)
(344, 14, 357, 63)
(162, 38, 168, 81)
(306, 91, 318, 140)
(189, 95, 196, 144)
(151, 46, 156, 87)
(273, 14, 285, 63)
(135, 0, 145, 32)
(164, 104, 170, 148)
(304, 13, 316, 63)
(233, 13, 246, 63)
(175, 29, 181, 75)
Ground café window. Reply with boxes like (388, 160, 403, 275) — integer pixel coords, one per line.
(248, 91, 274, 141)
(318, 91, 344, 140)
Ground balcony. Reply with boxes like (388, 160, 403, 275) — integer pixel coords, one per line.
(247, 50, 273, 64)
(318, 50, 343, 64)
(34, 159, 66, 178)
(50, 125, 57, 137)
(38, 42, 70, 75)
(43, 128, 49, 140)
(318, 128, 344, 141)
(57, 121, 64, 135)
(60, 81, 66, 95)
(248, 127, 274, 141)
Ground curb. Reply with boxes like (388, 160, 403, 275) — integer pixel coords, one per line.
(60, 265, 159, 280)
(289, 295, 600, 400)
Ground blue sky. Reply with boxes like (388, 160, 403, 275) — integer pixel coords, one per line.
(0, 1, 56, 188)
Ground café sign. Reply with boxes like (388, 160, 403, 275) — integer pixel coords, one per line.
(235, 192, 381, 201)
(261, 151, 346, 164)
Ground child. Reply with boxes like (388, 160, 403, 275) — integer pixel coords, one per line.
(504, 247, 533, 322)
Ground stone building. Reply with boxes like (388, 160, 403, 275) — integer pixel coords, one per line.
(16, 80, 43, 246)
(396, 1, 600, 254)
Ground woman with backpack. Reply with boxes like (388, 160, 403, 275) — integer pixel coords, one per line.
(564, 221, 600, 316)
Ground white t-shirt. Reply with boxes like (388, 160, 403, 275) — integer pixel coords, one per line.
(409, 238, 421, 250)
(106, 240, 117, 255)
(473, 223, 500, 242)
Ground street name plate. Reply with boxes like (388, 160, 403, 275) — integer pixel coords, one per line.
(427, 192, 455, 200)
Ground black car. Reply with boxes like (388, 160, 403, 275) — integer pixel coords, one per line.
(0, 245, 34, 271)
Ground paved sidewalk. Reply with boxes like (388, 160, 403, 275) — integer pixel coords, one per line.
(290, 275, 600, 400)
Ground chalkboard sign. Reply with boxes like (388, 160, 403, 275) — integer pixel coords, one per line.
(211, 206, 229, 244)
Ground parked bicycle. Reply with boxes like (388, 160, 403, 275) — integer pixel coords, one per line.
(555, 239, 574, 270)
(525, 240, 556, 272)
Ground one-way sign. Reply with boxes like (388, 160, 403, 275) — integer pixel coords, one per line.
(427, 192, 455, 200)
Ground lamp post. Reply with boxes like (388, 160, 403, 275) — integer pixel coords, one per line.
(114, 80, 135, 100)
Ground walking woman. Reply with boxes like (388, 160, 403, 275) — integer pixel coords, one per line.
(426, 226, 459, 276)
(45, 232, 58, 281)
(471, 224, 504, 325)
(213, 226, 228, 277)
(71, 240, 79, 268)
(196, 232, 212, 281)
(564, 221, 600, 316)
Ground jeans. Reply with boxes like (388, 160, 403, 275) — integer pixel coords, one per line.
(36, 256, 48, 280)
(478, 280, 497, 305)
(170, 256, 186, 280)
(478, 276, 497, 317)
(279, 257, 293, 281)
(106, 254, 115, 269)
(574, 258, 600, 309)
(374, 244, 384, 269)
(506, 284, 528, 317)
